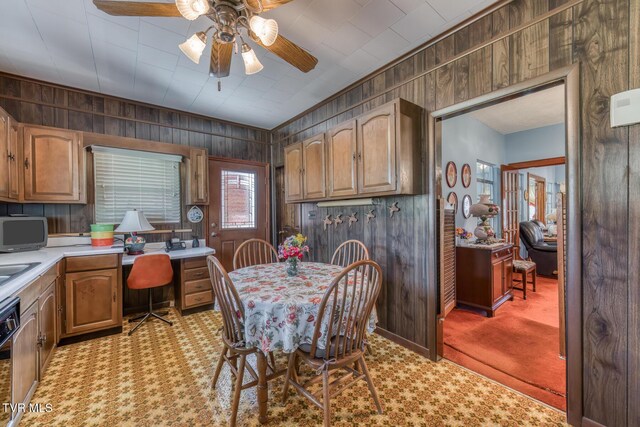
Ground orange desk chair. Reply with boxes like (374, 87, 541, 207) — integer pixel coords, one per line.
(127, 254, 174, 336)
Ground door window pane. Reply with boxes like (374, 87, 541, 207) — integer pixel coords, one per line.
(221, 170, 256, 229)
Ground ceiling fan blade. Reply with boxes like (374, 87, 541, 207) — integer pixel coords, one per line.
(92, 1, 182, 17)
(245, 0, 293, 12)
(210, 41, 233, 78)
(253, 34, 318, 73)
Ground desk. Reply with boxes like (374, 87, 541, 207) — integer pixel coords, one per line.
(122, 246, 215, 315)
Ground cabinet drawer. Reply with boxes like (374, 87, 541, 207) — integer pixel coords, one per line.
(184, 290, 213, 308)
(492, 248, 512, 261)
(184, 267, 209, 282)
(184, 257, 207, 270)
(66, 254, 119, 272)
(184, 279, 211, 295)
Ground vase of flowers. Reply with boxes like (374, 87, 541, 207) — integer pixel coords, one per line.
(278, 233, 310, 276)
(455, 227, 473, 245)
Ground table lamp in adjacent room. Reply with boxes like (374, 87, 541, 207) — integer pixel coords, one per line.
(469, 194, 500, 242)
(115, 210, 155, 255)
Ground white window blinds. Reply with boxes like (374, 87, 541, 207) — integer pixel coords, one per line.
(93, 147, 182, 224)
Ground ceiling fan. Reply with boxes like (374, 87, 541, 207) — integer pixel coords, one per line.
(92, 0, 318, 89)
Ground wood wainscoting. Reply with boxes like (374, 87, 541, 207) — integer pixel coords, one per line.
(272, 1, 640, 425)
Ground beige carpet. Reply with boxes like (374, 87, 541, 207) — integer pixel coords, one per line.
(23, 309, 566, 426)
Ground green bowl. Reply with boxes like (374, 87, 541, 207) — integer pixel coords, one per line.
(91, 224, 114, 232)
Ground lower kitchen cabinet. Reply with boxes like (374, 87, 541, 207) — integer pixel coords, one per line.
(38, 282, 57, 374)
(12, 302, 38, 414)
(64, 268, 120, 336)
(176, 257, 213, 314)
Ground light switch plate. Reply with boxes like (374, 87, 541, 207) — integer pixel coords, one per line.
(611, 88, 640, 127)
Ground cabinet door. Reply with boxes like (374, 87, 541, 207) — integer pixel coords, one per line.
(356, 104, 397, 194)
(491, 260, 504, 303)
(0, 108, 8, 198)
(188, 148, 209, 205)
(12, 302, 38, 410)
(284, 143, 303, 202)
(302, 134, 326, 199)
(327, 121, 358, 198)
(8, 118, 20, 200)
(503, 256, 513, 294)
(65, 269, 120, 335)
(38, 281, 56, 376)
(23, 125, 84, 202)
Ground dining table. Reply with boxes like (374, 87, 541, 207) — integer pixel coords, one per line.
(227, 261, 377, 424)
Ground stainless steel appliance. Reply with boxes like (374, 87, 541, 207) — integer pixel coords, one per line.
(0, 297, 20, 426)
(0, 217, 48, 253)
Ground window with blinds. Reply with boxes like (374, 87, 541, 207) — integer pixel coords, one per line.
(93, 147, 182, 224)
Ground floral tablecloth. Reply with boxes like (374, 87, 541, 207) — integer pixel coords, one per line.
(228, 262, 377, 354)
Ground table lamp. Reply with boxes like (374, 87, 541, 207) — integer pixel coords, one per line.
(469, 194, 500, 242)
(115, 210, 155, 255)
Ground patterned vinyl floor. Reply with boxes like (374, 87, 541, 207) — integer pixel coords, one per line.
(22, 309, 566, 426)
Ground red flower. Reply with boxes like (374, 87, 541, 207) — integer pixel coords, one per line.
(307, 314, 314, 322)
(287, 312, 297, 323)
(247, 300, 255, 309)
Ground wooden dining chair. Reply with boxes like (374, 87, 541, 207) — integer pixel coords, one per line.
(281, 260, 383, 427)
(330, 239, 370, 268)
(206, 255, 282, 427)
(233, 238, 279, 270)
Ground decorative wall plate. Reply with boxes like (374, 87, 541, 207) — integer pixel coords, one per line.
(447, 192, 458, 214)
(462, 194, 472, 218)
(445, 161, 457, 188)
(461, 164, 472, 188)
(187, 205, 204, 223)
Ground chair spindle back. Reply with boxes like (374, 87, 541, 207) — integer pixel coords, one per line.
(233, 239, 279, 270)
(309, 260, 382, 361)
(330, 240, 370, 268)
(207, 255, 245, 346)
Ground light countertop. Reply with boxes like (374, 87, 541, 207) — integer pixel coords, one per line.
(0, 239, 214, 303)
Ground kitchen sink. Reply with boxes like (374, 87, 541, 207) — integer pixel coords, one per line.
(0, 263, 41, 286)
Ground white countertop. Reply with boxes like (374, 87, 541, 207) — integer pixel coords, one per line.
(0, 239, 214, 303)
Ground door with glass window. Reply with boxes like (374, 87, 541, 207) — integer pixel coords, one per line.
(208, 159, 270, 271)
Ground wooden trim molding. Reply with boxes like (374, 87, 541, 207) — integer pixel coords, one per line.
(84, 132, 191, 156)
(429, 64, 582, 424)
(503, 156, 566, 170)
(374, 327, 430, 359)
(273, 0, 583, 142)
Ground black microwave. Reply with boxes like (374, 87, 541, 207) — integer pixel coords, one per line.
(0, 216, 48, 253)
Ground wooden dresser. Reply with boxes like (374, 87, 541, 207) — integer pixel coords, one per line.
(455, 243, 514, 317)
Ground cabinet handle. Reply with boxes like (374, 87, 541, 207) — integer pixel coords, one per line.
(113, 292, 116, 302)
(7, 152, 14, 161)
(352, 153, 356, 160)
(358, 153, 362, 161)
(24, 158, 29, 169)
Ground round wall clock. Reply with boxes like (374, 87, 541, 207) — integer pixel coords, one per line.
(462, 194, 472, 218)
(187, 205, 204, 223)
(447, 192, 458, 214)
(461, 164, 472, 188)
(445, 161, 457, 188)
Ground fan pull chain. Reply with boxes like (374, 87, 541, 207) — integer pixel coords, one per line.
(218, 80, 222, 92)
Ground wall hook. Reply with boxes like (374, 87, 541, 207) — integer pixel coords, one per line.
(334, 213, 344, 229)
(388, 202, 400, 218)
(323, 215, 333, 231)
(348, 212, 358, 228)
(366, 209, 376, 223)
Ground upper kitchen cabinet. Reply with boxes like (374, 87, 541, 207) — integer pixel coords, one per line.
(0, 107, 9, 199)
(327, 121, 358, 198)
(186, 147, 209, 205)
(0, 109, 22, 202)
(23, 125, 85, 203)
(283, 98, 423, 203)
(302, 134, 327, 200)
(284, 142, 303, 203)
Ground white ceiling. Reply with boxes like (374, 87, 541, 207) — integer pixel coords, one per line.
(470, 85, 566, 135)
(0, 0, 497, 129)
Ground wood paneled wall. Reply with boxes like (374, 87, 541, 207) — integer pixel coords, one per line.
(272, 1, 639, 425)
(0, 73, 270, 240)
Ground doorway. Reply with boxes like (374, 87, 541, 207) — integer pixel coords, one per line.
(430, 66, 581, 424)
(207, 158, 270, 271)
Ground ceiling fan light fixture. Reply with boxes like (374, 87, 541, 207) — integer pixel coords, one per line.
(249, 15, 278, 46)
(179, 32, 207, 64)
(241, 43, 263, 75)
(175, 0, 209, 20)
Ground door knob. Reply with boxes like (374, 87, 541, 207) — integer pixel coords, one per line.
(211, 232, 217, 237)
(211, 222, 217, 228)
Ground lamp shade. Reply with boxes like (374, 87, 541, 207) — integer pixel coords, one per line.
(175, 0, 209, 20)
(179, 32, 207, 64)
(241, 43, 263, 75)
(115, 210, 155, 233)
(249, 16, 278, 46)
